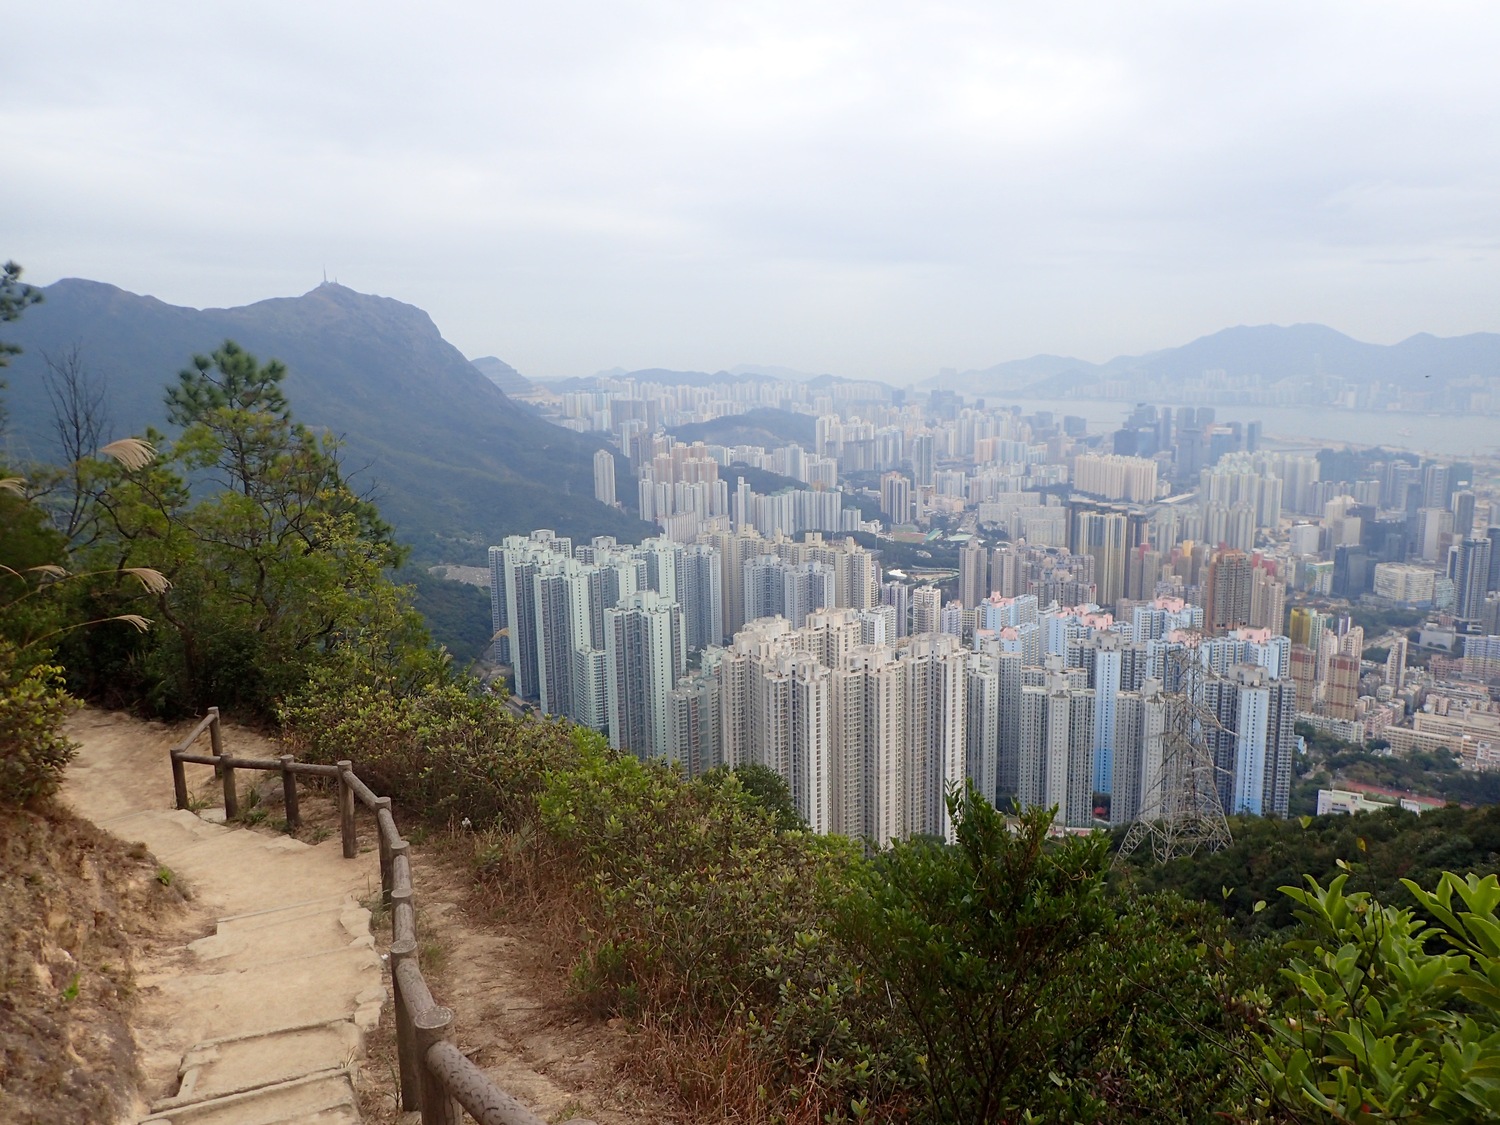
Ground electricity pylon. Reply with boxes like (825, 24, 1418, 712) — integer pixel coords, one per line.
(1116, 647, 1233, 865)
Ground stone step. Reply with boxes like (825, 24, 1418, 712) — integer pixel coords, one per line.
(138, 943, 385, 1046)
(134, 830, 379, 917)
(188, 899, 374, 968)
(100, 807, 227, 855)
(140, 1069, 360, 1125)
(154, 1021, 366, 1109)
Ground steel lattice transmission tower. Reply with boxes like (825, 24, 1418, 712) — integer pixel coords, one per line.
(1116, 647, 1233, 865)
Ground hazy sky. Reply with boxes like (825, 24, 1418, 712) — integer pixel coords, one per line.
(8, 3, 1500, 381)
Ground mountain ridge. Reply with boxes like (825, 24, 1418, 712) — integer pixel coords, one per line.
(1, 279, 650, 563)
(938, 322, 1500, 397)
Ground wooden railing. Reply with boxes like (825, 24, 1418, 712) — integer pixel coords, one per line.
(170, 708, 595, 1125)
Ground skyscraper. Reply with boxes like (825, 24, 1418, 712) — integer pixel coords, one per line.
(1452, 490, 1477, 537)
(880, 580, 911, 637)
(532, 557, 596, 718)
(782, 561, 836, 630)
(880, 472, 912, 525)
(605, 591, 684, 762)
(593, 448, 617, 506)
(959, 539, 989, 607)
(901, 633, 968, 841)
(911, 585, 942, 635)
(1201, 664, 1296, 817)
(1449, 535, 1494, 630)
(668, 670, 720, 778)
(493, 530, 572, 700)
(911, 434, 935, 488)
(744, 554, 787, 623)
(1205, 550, 1254, 634)
(1072, 508, 1128, 608)
(678, 543, 724, 650)
(1017, 659, 1095, 828)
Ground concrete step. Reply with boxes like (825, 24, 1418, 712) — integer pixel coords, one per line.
(130, 826, 378, 917)
(140, 1069, 360, 1125)
(100, 807, 227, 855)
(138, 942, 385, 1045)
(155, 1021, 365, 1108)
(188, 898, 374, 968)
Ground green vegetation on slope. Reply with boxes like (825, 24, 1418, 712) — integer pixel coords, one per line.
(669, 406, 816, 448)
(1, 279, 651, 566)
(283, 682, 1272, 1122)
(1122, 804, 1500, 936)
(399, 566, 494, 667)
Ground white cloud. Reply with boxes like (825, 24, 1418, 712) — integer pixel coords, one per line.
(5, 1, 1500, 379)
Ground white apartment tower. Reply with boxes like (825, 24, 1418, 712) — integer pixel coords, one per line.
(678, 543, 725, 650)
(593, 448, 617, 506)
(1017, 659, 1096, 828)
(605, 591, 684, 763)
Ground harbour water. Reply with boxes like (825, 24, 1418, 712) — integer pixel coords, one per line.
(1011, 398, 1499, 458)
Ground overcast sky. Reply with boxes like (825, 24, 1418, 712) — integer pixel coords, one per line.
(8, 2, 1500, 381)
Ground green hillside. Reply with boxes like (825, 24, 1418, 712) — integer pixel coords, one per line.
(1, 279, 651, 563)
(669, 406, 816, 448)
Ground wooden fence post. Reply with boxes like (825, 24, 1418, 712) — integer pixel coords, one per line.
(280, 755, 300, 831)
(374, 796, 393, 899)
(337, 760, 356, 858)
(390, 937, 421, 1111)
(172, 752, 188, 811)
(211, 709, 238, 821)
(413, 1005, 461, 1125)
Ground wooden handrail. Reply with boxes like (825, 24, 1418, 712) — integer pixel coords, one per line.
(165, 708, 598, 1125)
(425, 1040, 549, 1125)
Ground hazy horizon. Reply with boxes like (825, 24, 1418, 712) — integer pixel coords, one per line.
(9, 3, 1500, 381)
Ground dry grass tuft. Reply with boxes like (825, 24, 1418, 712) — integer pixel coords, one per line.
(98, 438, 155, 472)
(122, 567, 171, 595)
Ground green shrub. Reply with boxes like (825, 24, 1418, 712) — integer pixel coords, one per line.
(538, 734, 906, 1120)
(0, 645, 80, 805)
(1262, 871, 1500, 1122)
(280, 677, 582, 831)
(837, 786, 1265, 1122)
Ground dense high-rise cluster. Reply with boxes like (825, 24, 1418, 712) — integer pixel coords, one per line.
(492, 523, 1299, 841)
(504, 378, 1500, 834)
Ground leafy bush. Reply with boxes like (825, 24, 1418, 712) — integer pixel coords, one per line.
(0, 646, 80, 804)
(839, 786, 1266, 1122)
(280, 678, 580, 832)
(1263, 871, 1500, 1121)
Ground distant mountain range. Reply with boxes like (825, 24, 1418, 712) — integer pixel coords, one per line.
(936, 323, 1500, 399)
(0, 279, 649, 563)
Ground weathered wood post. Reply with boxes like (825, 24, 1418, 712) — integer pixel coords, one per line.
(374, 796, 394, 900)
(337, 760, 357, 858)
(412, 1005, 461, 1125)
(390, 936, 421, 1111)
(171, 752, 189, 811)
(389, 839, 411, 917)
(280, 755, 300, 830)
(210, 707, 238, 820)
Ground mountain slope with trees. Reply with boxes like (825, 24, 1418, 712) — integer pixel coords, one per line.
(1, 279, 649, 562)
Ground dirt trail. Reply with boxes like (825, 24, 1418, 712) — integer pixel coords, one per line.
(63, 709, 684, 1125)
